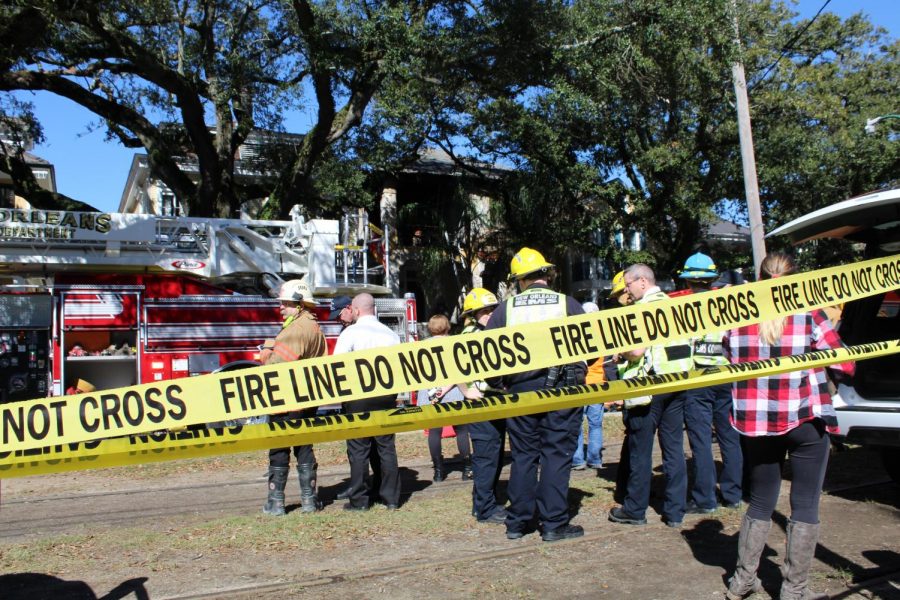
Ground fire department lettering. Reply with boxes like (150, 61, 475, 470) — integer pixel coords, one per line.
(0, 209, 112, 236)
(513, 293, 561, 307)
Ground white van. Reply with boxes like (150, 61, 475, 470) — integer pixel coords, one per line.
(769, 188, 900, 484)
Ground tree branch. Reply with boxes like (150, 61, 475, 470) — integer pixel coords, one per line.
(0, 70, 197, 204)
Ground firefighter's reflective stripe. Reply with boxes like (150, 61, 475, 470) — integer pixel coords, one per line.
(272, 342, 300, 362)
(639, 289, 694, 375)
(505, 289, 567, 326)
(619, 356, 652, 408)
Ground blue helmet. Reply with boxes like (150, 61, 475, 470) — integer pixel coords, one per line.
(679, 252, 718, 280)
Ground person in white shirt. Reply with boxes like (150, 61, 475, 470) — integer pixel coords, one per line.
(332, 293, 402, 510)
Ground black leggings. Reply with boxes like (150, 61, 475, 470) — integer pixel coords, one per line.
(744, 419, 830, 524)
(428, 424, 471, 464)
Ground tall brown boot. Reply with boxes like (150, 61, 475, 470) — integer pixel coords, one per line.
(780, 520, 824, 600)
(726, 513, 771, 599)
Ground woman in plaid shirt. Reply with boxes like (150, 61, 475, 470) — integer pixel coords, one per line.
(722, 253, 854, 600)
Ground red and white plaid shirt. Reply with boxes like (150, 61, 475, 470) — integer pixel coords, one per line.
(723, 310, 854, 437)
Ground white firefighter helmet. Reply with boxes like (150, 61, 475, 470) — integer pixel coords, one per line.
(277, 279, 317, 306)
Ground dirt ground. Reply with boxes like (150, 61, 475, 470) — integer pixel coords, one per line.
(1, 416, 898, 600)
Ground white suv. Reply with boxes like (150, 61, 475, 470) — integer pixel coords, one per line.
(769, 188, 900, 483)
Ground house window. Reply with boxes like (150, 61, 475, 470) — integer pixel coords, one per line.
(0, 186, 14, 208)
(160, 192, 176, 217)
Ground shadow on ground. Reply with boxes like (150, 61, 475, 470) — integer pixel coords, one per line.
(0, 573, 149, 600)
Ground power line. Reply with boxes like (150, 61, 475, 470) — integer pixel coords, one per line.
(755, 0, 833, 84)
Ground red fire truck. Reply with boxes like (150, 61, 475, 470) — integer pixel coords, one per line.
(0, 207, 416, 403)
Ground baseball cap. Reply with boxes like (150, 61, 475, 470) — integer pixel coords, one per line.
(328, 296, 353, 320)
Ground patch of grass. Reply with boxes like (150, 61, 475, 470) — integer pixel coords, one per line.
(818, 565, 854, 585)
(98, 430, 443, 481)
(483, 578, 539, 599)
(0, 533, 106, 575)
(1, 464, 628, 576)
(1, 412, 630, 577)
(713, 504, 745, 529)
(0, 485, 480, 574)
(601, 411, 626, 442)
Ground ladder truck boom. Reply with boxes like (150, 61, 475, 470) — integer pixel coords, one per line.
(0, 208, 345, 294)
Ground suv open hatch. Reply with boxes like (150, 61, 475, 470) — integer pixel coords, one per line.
(769, 188, 900, 483)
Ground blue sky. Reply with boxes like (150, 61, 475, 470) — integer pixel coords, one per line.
(17, 0, 900, 214)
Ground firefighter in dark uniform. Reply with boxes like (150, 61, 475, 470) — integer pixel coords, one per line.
(485, 248, 587, 542)
(460, 288, 507, 524)
(679, 252, 743, 511)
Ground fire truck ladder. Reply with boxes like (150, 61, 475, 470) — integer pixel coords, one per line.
(335, 209, 391, 289)
(0, 209, 340, 294)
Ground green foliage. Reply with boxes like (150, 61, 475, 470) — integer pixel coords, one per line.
(424, 0, 743, 276)
(741, 5, 900, 237)
(0, 0, 896, 281)
(0, 1, 460, 218)
(430, 0, 898, 276)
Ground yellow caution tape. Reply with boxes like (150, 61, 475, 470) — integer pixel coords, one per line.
(2, 255, 899, 453)
(1, 339, 894, 478)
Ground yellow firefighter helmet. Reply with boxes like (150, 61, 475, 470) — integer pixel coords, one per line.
(610, 271, 626, 297)
(509, 247, 555, 280)
(462, 288, 499, 315)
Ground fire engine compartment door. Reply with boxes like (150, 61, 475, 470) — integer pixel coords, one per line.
(143, 296, 281, 351)
(60, 290, 141, 393)
(373, 297, 410, 341)
(0, 294, 51, 402)
(62, 290, 138, 329)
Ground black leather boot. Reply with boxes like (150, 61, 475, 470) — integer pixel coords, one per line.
(433, 457, 446, 482)
(336, 484, 352, 500)
(262, 466, 289, 516)
(297, 463, 323, 513)
(461, 458, 473, 480)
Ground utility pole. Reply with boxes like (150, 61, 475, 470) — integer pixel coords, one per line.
(730, 0, 766, 278)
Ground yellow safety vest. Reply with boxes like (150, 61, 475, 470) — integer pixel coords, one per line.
(619, 356, 652, 408)
(506, 288, 567, 326)
(693, 330, 728, 367)
(638, 289, 693, 375)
